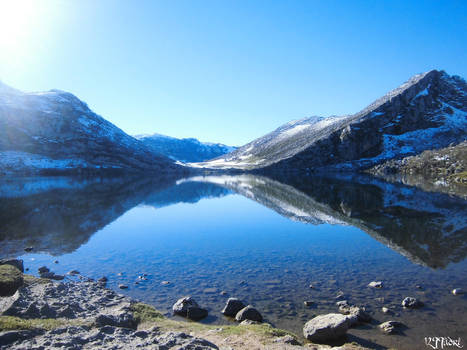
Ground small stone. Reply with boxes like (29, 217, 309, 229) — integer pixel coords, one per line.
(235, 305, 263, 322)
(379, 320, 403, 334)
(273, 335, 300, 345)
(119, 284, 128, 289)
(24, 247, 33, 252)
(402, 297, 423, 308)
(98, 276, 108, 283)
(203, 288, 217, 294)
(38, 266, 49, 274)
(221, 298, 246, 317)
(368, 281, 383, 288)
(67, 270, 80, 276)
(452, 288, 464, 295)
(240, 319, 260, 325)
(335, 291, 345, 300)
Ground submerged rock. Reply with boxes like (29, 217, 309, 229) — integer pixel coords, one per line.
(368, 281, 383, 288)
(337, 301, 371, 324)
(379, 320, 403, 334)
(0, 265, 23, 297)
(401, 297, 424, 308)
(303, 313, 352, 343)
(221, 298, 246, 317)
(235, 305, 263, 322)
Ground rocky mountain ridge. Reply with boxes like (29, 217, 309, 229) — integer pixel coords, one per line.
(195, 70, 467, 173)
(0, 82, 182, 175)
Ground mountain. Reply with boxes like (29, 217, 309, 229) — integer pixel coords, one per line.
(0, 82, 183, 175)
(194, 70, 467, 173)
(135, 133, 236, 162)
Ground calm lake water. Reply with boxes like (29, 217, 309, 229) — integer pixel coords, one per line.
(1, 174, 466, 350)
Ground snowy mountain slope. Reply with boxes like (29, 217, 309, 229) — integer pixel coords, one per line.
(0, 82, 182, 174)
(135, 133, 236, 162)
(194, 70, 467, 172)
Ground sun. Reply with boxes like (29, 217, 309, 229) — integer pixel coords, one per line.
(0, 0, 39, 55)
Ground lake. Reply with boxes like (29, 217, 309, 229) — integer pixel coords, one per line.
(1, 174, 466, 350)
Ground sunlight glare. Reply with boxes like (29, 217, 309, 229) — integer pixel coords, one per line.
(0, 0, 39, 54)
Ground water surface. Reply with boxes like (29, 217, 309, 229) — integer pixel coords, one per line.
(1, 174, 466, 350)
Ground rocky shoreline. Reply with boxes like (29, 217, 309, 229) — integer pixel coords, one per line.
(2, 259, 460, 349)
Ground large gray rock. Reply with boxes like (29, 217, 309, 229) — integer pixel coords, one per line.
(0, 265, 23, 297)
(186, 306, 208, 321)
(0, 259, 24, 273)
(303, 313, 352, 343)
(169, 296, 208, 321)
(235, 305, 263, 322)
(221, 298, 246, 317)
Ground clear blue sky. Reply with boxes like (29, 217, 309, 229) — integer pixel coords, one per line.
(0, 0, 466, 145)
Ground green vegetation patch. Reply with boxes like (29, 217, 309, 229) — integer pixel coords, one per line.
(0, 316, 87, 331)
(131, 302, 165, 324)
(0, 265, 23, 297)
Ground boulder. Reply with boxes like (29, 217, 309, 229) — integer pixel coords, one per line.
(0, 259, 24, 273)
(0, 265, 23, 297)
(186, 306, 208, 321)
(303, 313, 352, 343)
(401, 297, 423, 308)
(172, 296, 199, 317)
(235, 305, 263, 322)
(221, 298, 246, 317)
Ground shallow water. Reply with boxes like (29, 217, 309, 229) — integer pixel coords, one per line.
(1, 174, 466, 350)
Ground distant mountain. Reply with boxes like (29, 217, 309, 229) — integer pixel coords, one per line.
(0, 82, 183, 175)
(195, 70, 467, 173)
(135, 133, 236, 163)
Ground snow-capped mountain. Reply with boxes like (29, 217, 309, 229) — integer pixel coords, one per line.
(0, 82, 182, 175)
(195, 70, 467, 172)
(135, 133, 236, 163)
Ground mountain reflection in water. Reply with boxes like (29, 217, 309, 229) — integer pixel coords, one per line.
(0, 174, 466, 269)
